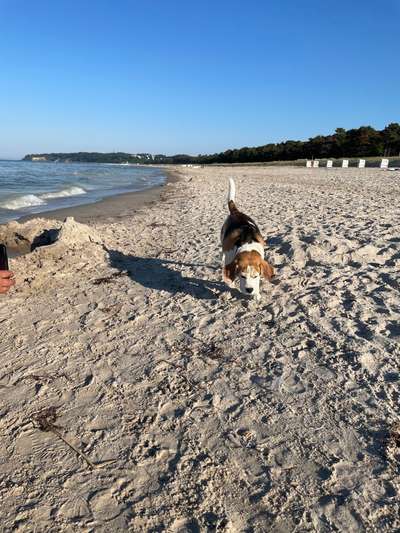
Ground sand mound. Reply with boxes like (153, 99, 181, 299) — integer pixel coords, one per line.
(3, 217, 106, 292)
(0, 216, 103, 252)
(0, 217, 60, 253)
(56, 216, 103, 248)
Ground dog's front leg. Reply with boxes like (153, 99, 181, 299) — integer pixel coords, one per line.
(222, 258, 234, 287)
(223, 274, 235, 288)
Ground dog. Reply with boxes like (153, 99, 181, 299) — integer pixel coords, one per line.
(221, 178, 274, 299)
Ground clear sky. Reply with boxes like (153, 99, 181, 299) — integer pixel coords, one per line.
(1, 0, 399, 159)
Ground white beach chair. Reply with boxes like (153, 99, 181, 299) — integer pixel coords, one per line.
(358, 159, 366, 168)
(380, 158, 389, 169)
(342, 159, 349, 168)
(306, 160, 312, 168)
(312, 160, 319, 168)
(326, 160, 333, 168)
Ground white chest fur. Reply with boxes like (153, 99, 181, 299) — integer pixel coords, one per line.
(236, 242, 264, 258)
(223, 241, 264, 266)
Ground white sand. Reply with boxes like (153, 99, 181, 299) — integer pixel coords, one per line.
(0, 166, 399, 531)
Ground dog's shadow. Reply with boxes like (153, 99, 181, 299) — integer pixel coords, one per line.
(108, 249, 230, 300)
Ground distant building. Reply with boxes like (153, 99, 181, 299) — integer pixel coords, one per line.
(130, 153, 153, 160)
(31, 156, 47, 161)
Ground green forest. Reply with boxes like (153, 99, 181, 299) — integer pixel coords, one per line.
(23, 123, 400, 165)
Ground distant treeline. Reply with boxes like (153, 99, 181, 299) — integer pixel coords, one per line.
(22, 152, 153, 164)
(23, 123, 400, 165)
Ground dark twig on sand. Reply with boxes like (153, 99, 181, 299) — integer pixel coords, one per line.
(31, 407, 96, 470)
(93, 271, 127, 285)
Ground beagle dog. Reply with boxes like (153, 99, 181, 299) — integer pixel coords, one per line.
(221, 178, 274, 299)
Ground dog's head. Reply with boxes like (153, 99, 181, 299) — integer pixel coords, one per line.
(224, 251, 274, 297)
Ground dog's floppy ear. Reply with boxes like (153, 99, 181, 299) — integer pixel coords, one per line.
(260, 260, 274, 280)
(224, 261, 237, 283)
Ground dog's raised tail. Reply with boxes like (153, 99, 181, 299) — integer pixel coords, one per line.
(228, 178, 237, 213)
(228, 178, 236, 202)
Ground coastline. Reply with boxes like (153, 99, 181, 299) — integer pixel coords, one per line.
(16, 167, 181, 225)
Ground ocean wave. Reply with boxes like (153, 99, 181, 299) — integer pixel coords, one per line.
(41, 186, 87, 199)
(0, 186, 87, 210)
(0, 194, 46, 210)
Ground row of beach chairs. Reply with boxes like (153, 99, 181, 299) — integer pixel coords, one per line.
(306, 158, 391, 169)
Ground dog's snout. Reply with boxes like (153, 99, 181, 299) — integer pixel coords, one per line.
(245, 287, 254, 294)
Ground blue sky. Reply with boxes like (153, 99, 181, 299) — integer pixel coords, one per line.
(0, 0, 399, 158)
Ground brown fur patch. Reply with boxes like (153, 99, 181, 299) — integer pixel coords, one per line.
(225, 251, 274, 282)
(261, 259, 274, 280)
(223, 262, 237, 283)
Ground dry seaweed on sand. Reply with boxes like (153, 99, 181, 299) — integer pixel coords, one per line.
(31, 407, 96, 470)
(92, 271, 127, 285)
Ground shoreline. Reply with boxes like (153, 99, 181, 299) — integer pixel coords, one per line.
(15, 167, 181, 225)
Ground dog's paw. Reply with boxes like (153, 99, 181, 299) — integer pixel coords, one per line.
(220, 292, 233, 301)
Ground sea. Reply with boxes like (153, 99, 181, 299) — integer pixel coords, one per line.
(0, 160, 166, 224)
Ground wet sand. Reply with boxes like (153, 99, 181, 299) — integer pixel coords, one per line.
(17, 167, 180, 224)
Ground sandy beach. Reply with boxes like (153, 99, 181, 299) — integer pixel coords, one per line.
(0, 165, 399, 531)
